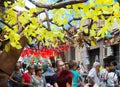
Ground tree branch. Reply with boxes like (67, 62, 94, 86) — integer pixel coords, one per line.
(39, 18, 52, 23)
(88, 19, 93, 36)
(64, 35, 74, 44)
(69, 17, 82, 23)
(118, 0, 120, 3)
(42, 25, 48, 30)
(40, 17, 82, 27)
(51, 21, 62, 27)
(55, 0, 64, 3)
(44, 9, 50, 31)
(50, 21, 74, 37)
(16, 12, 23, 34)
(29, 0, 88, 9)
(62, 26, 74, 37)
(68, 22, 73, 27)
(0, 20, 13, 29)
(68, 17, 82, 27)
(11, 22, 19, 27)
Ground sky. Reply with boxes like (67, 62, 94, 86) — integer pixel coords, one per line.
(25, 0, 76, 29)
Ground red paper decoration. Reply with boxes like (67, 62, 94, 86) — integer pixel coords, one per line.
(21, 51, 26, 57)
(33, 50, 39, 58)
(20, 44, 69, 59)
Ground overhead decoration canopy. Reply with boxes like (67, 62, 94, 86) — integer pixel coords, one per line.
(0, 0, 120, 52)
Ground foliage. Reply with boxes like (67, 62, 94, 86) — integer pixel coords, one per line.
(0, 0, 120, 51)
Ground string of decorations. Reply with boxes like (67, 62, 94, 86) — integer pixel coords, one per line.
(20, 44, 69, 59)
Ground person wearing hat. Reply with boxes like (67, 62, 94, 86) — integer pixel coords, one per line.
(22, 65, 34, 87)
(88, 62, 101, 87)
(29, 66, 46, 87)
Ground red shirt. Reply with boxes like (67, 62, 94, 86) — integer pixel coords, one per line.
(22, 73, 30, 84)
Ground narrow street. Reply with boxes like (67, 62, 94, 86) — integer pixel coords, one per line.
(0, 0, 120, 87)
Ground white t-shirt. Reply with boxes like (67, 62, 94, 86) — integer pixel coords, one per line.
(88, 68, 100, 85)
(100, 69, 108, 82)
(107, 72, 118, 86)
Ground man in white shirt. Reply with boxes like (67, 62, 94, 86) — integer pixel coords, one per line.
(88, 62, 100, 86)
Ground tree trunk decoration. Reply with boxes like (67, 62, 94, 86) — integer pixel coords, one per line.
(0, 36, 28, 87)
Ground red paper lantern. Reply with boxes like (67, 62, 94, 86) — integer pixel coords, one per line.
(25, 48, 32, 56)
(21, 51, 26, 57)
(33, 50, 39, 58)
(55, 51, 59, 56)
(40, 48, 47, 58)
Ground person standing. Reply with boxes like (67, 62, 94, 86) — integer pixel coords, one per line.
(69, 60, 81, 87)
(110, 61, 119, 70)
(110, 61, 120, 84)
(107, 66, 118, 87)
(50, 59, 65, 87)
(100, 63, 109, 87)
(9, 63, 22, 87)
(65, 62, 69, 71)
(56, 70, 73, 87)
(100, 63, 109, 81)
(29, 66, 46, 87)
(79, 62, 88, 83)
(88, 62, 100, 86)
(80, 62, 87, 75)
(47, 63, 55, 73)
(22, 65, 34, 87)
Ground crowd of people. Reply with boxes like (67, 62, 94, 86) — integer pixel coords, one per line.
(7, 59, 120, 87)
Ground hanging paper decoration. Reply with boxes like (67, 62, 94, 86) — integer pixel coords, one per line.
(21, 51, 26, 57)
(59, 46, 64, 51)
(58, 44, 69, 51)
(34, 57, 38, 62)
(91, 41, 96, 46)
(90, 37, 97, 46)
(26, 48, 32, 57)
(20, 44, 69, 59)
(33, 50, 39, 58)
(107, 39, 111, 44)
(105, 31, 111, 39)
(40, 48, 47, 58)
